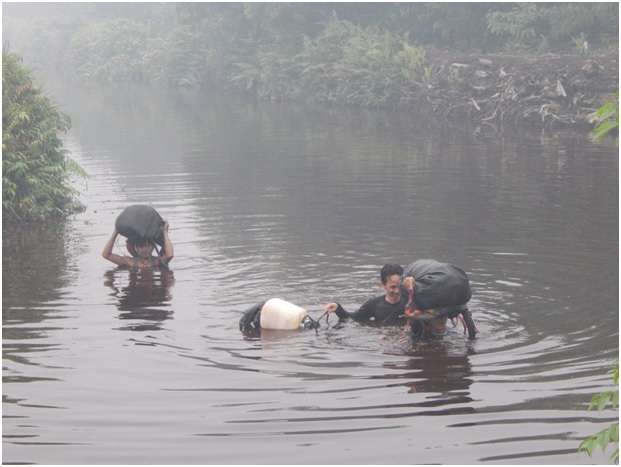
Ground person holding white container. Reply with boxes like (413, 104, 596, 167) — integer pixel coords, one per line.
(322, 263, 407, 325)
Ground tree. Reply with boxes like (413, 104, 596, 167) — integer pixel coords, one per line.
(2, 48, 87, 222)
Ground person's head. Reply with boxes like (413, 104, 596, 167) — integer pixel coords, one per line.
(380, 263, 403, 303)
(380, 263, 403, 284)
(133, 238, 155, 258)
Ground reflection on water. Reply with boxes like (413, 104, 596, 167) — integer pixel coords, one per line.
(2, 221, 72, 317)
(2, 222, 74, 383)
(2, 83, 617, 464)
(103, 267, 175, 331)
(391, 343, 475, 397)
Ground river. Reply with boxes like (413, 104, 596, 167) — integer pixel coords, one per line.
(2, 82, 618, 464)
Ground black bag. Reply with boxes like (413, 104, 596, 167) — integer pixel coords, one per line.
(401, 259, 471, 310)
(239, 301, 266, 333)
(115, 205, 165, 246)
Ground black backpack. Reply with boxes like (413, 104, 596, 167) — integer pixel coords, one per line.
(115, 204, 165, 248)
(401, 259, 471, 310)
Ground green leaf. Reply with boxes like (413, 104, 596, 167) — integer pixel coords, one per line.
(597, 393, 612, 412)
(597, 102, 618, 120)
(593, 121, 618, 140)
(610, 422, 619, 441)
(597, 429, 610, 452)
(580, 436, 594, 455)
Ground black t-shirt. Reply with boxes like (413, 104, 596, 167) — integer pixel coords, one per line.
(334, 295, 407, 325)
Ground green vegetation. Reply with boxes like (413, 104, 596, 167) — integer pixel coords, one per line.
(487, 3, 618, 53)
(591, 90, 619, 145)
(2, 48, 87, 222)
(66, 18, 147, 83)
(251, 13, 427, 106)
(579, 360, 619, 464)
(3, 3, 617, 100)
(578, 96, 619, 464)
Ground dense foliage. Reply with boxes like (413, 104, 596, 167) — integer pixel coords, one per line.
(487, 3, 617, 52)
(248, 13, 427, 106)
(2, 49, 86, 222)
(3, 3, 617, 103)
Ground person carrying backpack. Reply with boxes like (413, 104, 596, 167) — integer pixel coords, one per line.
(102, 205, 174, 269)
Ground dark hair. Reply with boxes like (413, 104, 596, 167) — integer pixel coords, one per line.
(380, 263, 403, 284)
(134, 238, 154, 248)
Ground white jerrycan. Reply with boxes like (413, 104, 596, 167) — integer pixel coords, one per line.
(260, 298, 308, 330)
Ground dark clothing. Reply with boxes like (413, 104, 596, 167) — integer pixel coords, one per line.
(239, 301, 267, 334)
(334, 295, 407, 325)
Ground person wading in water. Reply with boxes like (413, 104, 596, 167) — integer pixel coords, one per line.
(322, 260, 476, 340)
(322, 263, 407, 325)
(102, 219, 174, 269)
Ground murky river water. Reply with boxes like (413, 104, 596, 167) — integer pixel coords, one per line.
(3, 83, 618, 464)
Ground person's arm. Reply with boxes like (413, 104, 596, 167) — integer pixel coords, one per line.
(159, 220, 174, 265)
(323, 302, 351, 320)
(324, 297, 380, 321)
(402, 276, 415, 293)
(102, 229, 133, 267)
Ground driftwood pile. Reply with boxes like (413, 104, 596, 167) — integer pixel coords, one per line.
(413, 51, 618, 129)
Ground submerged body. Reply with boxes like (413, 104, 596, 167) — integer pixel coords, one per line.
(102, 220, 174, 269)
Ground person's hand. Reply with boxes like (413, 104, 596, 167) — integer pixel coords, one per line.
(163, 219, 170, 232)
(323, 302, 338, 314)
(403, 276, 415, 293)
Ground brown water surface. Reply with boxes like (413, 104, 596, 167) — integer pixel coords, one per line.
(2, 84, 618, 464)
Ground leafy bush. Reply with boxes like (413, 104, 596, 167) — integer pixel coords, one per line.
(142, 26, 209, 87)
(487, 3, 619, 52)
(579, 360, 619, 464)
(394, 3, 496, 53)
(2, 49, 87, 222)
(259, 14, 426, 107)
(65, 19, 147, 82)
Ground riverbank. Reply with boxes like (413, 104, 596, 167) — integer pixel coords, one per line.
(407, 49, 618, 129)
